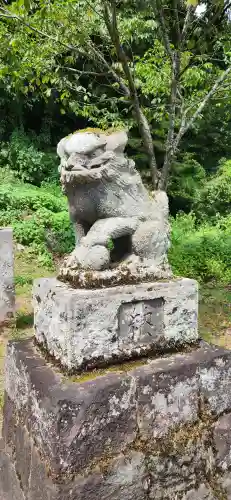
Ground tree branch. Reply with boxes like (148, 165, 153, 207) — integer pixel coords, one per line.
(224, 1, 231, 15)
(152, 0, 173, 62)
(211, 0, 231, 24)
(63, 66, 111, 77)
(160, 50, 180, 190)
(0, 13, 13, 18)
(173, 0, 181, 47)
(174, 65, 231, 152)
(84, 0, 105, 21)
(102, 0, 158, 187)
(181, 4, 194, 46)
(152, 0, 182, 189)
(88, 41, 130, 96)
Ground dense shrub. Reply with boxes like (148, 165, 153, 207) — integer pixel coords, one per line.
(0, 129, 58, 185)
(0, 173, 74, 267)
(0, 183, 66, 213)
(168, 153, 206, 215)
(169, 212, 231, 283)
(194, 159, 231, 220)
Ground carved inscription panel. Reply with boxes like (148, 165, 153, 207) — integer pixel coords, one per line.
(119, 298, 164, 346)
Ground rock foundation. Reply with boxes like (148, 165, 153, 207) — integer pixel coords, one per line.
(1, 339, 231, 499)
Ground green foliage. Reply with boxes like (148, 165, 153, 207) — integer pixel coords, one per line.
(194, 159, 231, 219)
(15, 275, 33, 286)
(106, 238, 115, 252)
(0, 174, 75, 267)
(181, 105, 231, 175)
(0, 181, 66, 212)
(168, 153, 206, 214)
(186, 0, 198, 5)
(169, 212, 231, 283)
(0, 129, 58, 185)
(1, 0, 230, 142)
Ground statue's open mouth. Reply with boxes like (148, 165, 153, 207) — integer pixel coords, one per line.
(64, 150, 114, 172)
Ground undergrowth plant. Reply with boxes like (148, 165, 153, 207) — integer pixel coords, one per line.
(0, 129, 58, 185)
(0, 171, 75, 268)
(169, 212, 231, 283)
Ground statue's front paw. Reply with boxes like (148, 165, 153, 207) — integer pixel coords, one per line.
(63, 245, 110, 271)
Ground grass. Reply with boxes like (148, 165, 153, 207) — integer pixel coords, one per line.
(199, 283, 231, 348)
(14, 249, 56, 333)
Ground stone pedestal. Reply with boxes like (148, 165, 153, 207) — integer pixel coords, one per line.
(2, 339, 231, 499)
(33, 277, 198, 371)
(0, 228, 14, 324)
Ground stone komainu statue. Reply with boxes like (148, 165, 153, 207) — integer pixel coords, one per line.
(57, 130, 171, 277)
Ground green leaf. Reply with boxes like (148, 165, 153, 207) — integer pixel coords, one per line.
(186, 0, 199, 5)
(186, 0, 199, 7)
(23, 0, 31, 11)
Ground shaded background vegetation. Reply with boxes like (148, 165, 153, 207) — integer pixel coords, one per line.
(1, 0, 231, 287)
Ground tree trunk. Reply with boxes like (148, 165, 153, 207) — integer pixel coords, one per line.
(133, 101, 158, 188)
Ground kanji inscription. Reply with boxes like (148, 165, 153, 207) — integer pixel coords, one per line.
(119, 298, 164, 345)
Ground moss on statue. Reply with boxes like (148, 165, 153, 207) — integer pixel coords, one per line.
(67, 126, 125, 138)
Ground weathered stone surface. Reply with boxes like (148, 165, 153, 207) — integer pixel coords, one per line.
(2, 393, 16, 456)
(33, 277, 198, 371)
(134, 356, 199, 440)
(59, 259, 173, 289)
(87, 150, 114, 168)
(57, 451, 147, 500)
(15, 425, 32, 494)
(28, 445, 57, 500)
(213, 414, 231, 471)
(199, 347, 231, 415)
(132, 219, 168, 264)
(148, 442, 214, 499)
(131, 343, 231, 442)
(0, 447, 147, 500)
(0, 228, 14, 324)
(5, 340, 137, 475)
(66, 243, 110, 271)
(219, 472, 231, 498)
(57, 131, 107, 157)
(4, 341, 231, 469)
(57, 130, 171, 276)
(105, 130, 127, 153)
(0, 449, 24, 500)
(3, 339, 231, 499)
(81, 216, 138, 248)
(183, 484, 216, 499)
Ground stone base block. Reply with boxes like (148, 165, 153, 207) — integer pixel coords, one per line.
(0, 228, 14, 325)
(2, 339, 231, 499)
(33, 277, 198, 371)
